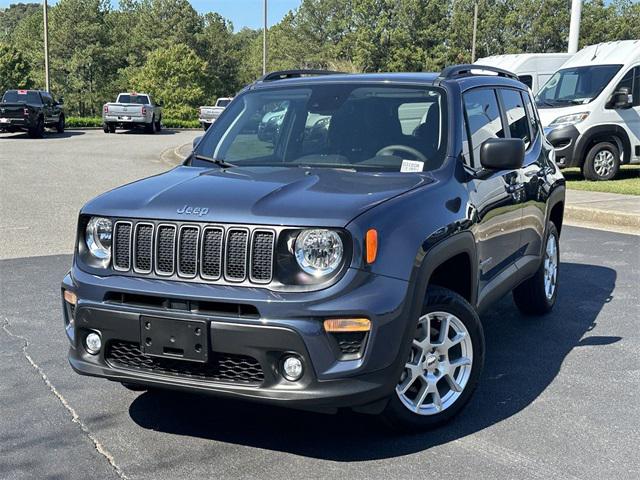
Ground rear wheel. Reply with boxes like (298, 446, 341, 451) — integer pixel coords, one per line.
(56, 114, 65, 133)
(155, 116, 162, 132)
(28, 117, 45, 138)
(145, 116, 155, 134)
(513, 222, 559, 315)
(582, 142, 620, 181)
(380, 287, 484, 431)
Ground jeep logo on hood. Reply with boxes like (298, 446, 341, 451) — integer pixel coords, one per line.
(177, 205, 209, 216)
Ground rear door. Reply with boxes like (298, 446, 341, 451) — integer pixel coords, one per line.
(498, 87, 547, 259)
(463, 87, 524, 292)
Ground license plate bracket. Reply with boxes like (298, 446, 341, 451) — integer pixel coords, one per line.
(140, 316, 208, 363)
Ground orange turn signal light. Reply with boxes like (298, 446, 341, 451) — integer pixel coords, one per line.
(366, 229, 378, 264)
(324, 318, 371, 333)
(63, 290, 78, 305)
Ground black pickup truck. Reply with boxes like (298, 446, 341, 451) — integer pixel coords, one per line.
(0, 89, 65, 137)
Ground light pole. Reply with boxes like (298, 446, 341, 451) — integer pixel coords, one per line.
(471, 1, 478, 63)
(568, 0, 582, 54)
(263, 0, 268, 75)
(43, 0, 50, 91)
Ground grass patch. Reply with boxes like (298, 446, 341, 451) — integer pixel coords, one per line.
(65, 117, 200, 129)
(564, 165, 640, 195)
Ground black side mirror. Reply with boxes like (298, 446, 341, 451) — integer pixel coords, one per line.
(609, 87, 632, 109)
(480, 138, 525, 171)
(192, 136, 202, 149)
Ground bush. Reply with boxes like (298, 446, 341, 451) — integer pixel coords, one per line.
(65, 117, 200, 129)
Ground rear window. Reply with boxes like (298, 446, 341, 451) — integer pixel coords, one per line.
(2, 90, 41, 104)
(217, 99, 231, 107)
(117, 94, 149, 105)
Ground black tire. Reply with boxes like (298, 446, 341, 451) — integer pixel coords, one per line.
(56, 114, 65, 133)
(582, 142, 620, 181)
(155, 117, 162, 132)
(108, 123, 116, 133)
(145, 117, 155, 134)
(379, 286, 484, 432)
(103, 123, 110, 133)
(121, 382, 148, 392)
(28, 117, 44, 138)
(513, 221, 559, 315)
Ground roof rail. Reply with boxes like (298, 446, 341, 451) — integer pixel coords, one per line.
(437, 64, 519, 82)
(258, 69, 345, 82)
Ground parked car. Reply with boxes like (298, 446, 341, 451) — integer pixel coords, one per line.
(537, 40, 640, 180)
(475, 53, 573, 94)
(0, 89, 65, 137)
(198, 97, 233, 130)
(62, 66, 565, 431)
(103, 93, 162, 134)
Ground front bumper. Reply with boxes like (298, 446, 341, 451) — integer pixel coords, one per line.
(544, 124, 581, 168)
(62, 266, 413, 412)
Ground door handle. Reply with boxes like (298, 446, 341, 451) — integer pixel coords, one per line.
(506, 183, 525, 194)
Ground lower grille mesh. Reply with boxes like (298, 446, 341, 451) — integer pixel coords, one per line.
(106, 340, 264, 385)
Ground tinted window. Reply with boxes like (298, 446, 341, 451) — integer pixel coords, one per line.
(500, 89, 531, 148)
(536, 65, 622, 106)
(522, 92, 539, 142)
(634, 67, 640, 107)
(117, 94, 149, 104)
(2, 90, 41, 104)
(463, 88, 504, 167)
(519, 75, 533, 89)
(194, 85, 447, 172)
(217, 99, 231, 107)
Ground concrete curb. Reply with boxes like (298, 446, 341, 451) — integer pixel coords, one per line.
(564, 205, 640, 233)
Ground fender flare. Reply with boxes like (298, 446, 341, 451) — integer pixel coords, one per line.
(575, 124, 631, 165)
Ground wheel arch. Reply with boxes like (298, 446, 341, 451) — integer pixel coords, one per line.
(576, 124, 631, 165)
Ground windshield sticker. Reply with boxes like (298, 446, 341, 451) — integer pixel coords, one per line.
(400, 160, 424, 173)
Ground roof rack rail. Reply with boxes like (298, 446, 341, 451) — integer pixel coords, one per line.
(258, 69, 345, 82)
(437, 64, 519, 82)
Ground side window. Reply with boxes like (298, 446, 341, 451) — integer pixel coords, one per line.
(519, 75, 533, 90)
(500, 89, 531, 149)
(616, 68, 634, 94)
(463, 88, 504, 168)
(633, 67, 640, 107)
(522, 91, 539, 143)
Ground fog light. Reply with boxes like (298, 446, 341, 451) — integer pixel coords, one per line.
(85, 332, 102, 355)
(63, 290, 77, 305)
(282, 355, 303, 381)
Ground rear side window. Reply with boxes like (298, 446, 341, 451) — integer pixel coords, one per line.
(500, 89, 531, 148)
(463, 88, 504, 167)
(522, 92, 540, 142)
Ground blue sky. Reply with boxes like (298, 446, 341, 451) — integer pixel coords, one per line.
(0, 0, 303, 29)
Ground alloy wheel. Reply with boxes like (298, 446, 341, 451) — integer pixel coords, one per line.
(544, 233, 558, 300)
(396, 311, 473, 415)
(593, 150, 615, 178)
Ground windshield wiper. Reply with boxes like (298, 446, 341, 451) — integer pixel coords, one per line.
(193, 153, 237, 169)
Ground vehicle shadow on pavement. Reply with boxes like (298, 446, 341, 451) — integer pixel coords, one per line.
(116, 129, 178, 135)
(0, 131, 86, 139)
(129, 261, 619, 461)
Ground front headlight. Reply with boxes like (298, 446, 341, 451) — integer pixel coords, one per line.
(549, 112, 590, 128)
(85, 217, 112, 260)
(294, 229, 343, 277)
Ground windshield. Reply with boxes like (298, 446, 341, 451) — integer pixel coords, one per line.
(193, 83, 447, 172)
(117, 94, 149, 104)
(2, 90, 41, 104)
(536, 65, 621, 107)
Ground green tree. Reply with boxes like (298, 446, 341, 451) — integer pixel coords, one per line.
(0, 41, 33, 92)
(127, 43, 207, 119)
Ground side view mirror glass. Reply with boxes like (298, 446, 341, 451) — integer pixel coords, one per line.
(609, 87, 632, 109)
(480, 138, 525, 171)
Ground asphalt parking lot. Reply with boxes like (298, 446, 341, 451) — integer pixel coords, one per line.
(1, 129, 639, 479)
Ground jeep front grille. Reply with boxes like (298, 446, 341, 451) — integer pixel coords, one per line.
(112, 220, 275, 286)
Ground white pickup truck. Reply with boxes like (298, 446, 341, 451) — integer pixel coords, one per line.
(198, 97, 232, 130)
(102, 93, 162, 134)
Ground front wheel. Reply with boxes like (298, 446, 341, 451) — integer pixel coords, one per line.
(56, 115, 65, 133)
(513, 222, 559, 315)
(28, 117, 45, 138)
(380, 287, 484, 431)
(582, 142, 620, 181)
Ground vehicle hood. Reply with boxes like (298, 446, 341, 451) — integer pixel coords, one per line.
(538, 103, 591, 128)
(82, 166, 432, 227)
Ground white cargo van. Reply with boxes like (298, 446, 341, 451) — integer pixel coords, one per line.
(536, 40, 640, 180)
(475, 53, 573, 93)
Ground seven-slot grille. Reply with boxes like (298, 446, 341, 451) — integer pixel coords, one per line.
(112, 220, 275, 285)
